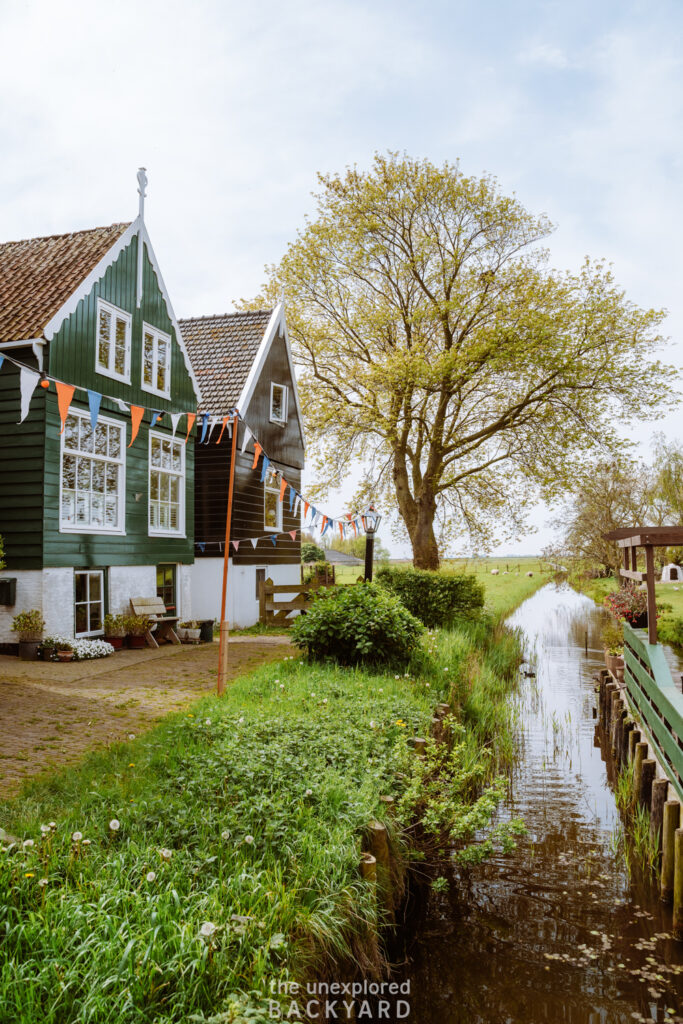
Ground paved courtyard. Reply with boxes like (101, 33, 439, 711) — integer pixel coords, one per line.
(0, 637, 292, 798)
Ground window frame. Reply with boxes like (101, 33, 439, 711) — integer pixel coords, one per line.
(148, 430, 186, 537)
(141, 322, 172, 399)
(269, 382, 288, 425)
(59, 408, 126, 536)
(264, 476, 283, 532)
(74, 569, 105, 638)
(95, 298, 132, 384)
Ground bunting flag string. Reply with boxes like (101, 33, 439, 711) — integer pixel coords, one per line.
(56, 381, 76, 433)
(128, 405, 145, 447)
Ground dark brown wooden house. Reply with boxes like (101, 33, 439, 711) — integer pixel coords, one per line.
(181, 304, 305, 626)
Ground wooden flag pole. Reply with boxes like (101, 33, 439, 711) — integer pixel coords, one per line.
(217, 411, 240, 696)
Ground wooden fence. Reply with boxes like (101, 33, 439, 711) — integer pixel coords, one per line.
(258, 573, 363, 627)
(623, 621, 683, 801)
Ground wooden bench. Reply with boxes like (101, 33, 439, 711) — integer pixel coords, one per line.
(130, 597, 180, 649)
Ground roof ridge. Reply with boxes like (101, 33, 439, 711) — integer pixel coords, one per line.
(0, 222, 131, 248)
(179, 308, 273, 323)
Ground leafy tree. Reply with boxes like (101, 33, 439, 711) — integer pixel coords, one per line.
(651, 435, 683, 523)
(301, 541, 325, 563)
(327, 535, 390, 562)
(244, 153, 674, 568)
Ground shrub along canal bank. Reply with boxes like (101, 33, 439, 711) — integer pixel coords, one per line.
(0, 572, 539, 1024)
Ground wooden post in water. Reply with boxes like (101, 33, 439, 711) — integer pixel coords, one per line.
(638, 759, 656, 810)
(360, 852, 377, 881)
(633, 742, 648, 801)
(629, 729, 641, 763)
(660, 801, 680, 903)
(367, 821, 393, 922)
(650, 779, 669, 859)
(621, 719, 635, 765)
(674, 829, 683, 940)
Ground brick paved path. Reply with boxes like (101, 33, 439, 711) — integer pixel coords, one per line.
(0, 638, 291, 798)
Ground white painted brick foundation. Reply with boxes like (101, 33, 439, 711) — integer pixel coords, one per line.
(0, 570, 44, 644)
(108, 565, 156, 616)
(191, 559, 300, 628)
(43, 568, 75, 637)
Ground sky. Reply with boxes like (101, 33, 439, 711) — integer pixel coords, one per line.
(2, 0, 682, 556)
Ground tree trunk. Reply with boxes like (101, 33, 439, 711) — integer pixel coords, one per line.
(412, 504, 440, 570)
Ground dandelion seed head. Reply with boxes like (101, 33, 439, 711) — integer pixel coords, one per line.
(146, 871, 156, 882)
(22, 839, 34, 849)
(71, 832, 82, 842)
(40, 824, 50, 834)
(159, 848, 172, 862)
(244, 835, 254, 845)
(221, 829, 231, 841)
(109, 819, 120, 832)
(305, 789, 313, 797)
(38, 878, 48, 887)
(199, 921, 217, 938)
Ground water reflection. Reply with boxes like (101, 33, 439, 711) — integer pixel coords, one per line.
(399, 583, 683, 1023)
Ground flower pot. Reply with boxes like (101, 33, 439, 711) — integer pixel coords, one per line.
(56, 650, 74, 662)
(41, 646, 56, 662)
(183, 628, 201, 644)
(604, 651, 624, 677)
(128, 635, 146, 649)
(104, 635, 125, 650)
(18, 640, 41, 661)
(630, 613, 647, 630)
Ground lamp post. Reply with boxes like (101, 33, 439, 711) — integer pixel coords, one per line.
(363, 505, 382, 582)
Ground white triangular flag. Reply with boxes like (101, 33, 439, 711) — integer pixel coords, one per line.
(114, 398, 129, 413)
(18, 367, 40, 423)
(241, 425, 252, 453)
(250, 537, 258, 549)
(205, 415, 221, 443)
(170, 412, 182, 437)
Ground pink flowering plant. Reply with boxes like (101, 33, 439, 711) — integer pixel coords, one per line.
(603, 582, 648, 625)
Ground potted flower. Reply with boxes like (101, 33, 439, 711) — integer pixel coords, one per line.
(178, 620, 201, 643)
(602, 620, 624, 679)
(39, 635, 60, 662)
(103, 613, 127, 650)
(11, 609, 45, 661)
(603, 583, 648, 629)
(124, 614, 151, 649)
(56, 640, 74, 662)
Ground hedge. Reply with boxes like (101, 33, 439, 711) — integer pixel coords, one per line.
(375, 566, 484, 628)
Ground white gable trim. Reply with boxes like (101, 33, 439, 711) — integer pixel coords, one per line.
(40, 217, 201, 403)
(139, 223, 201, 402)
(237, 302, 305, 448)
(43, 220, 139, 342)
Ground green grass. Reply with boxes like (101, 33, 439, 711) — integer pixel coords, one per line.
(0, 616, 525, 1024)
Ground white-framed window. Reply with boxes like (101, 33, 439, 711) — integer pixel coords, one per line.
(74, 569, 104, 637)
(149, 432, 185, 535)
(60, 409, 125, 534)
(142, 323, 172, 398)
(96, 298, 131, 383)
(270, 383, 288, 425)
(264, 476, 282, 531)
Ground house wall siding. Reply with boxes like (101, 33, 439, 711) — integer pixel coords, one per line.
(241, 331, 304, 470)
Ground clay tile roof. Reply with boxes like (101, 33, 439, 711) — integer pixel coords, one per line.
(179, 310, 272, 415)
(0, 222, 131, 343)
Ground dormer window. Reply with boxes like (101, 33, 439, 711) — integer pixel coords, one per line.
(270, 383, 288, 425)
(142, 324, 172, 398)
(96, 299, 131, 383)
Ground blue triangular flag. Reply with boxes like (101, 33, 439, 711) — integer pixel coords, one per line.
(289, 487, 296, 511)
(270, 534, 277, 546)
(199, 412, 210, 443)
(197, 542, 206, 552)
(0, 355, 4, 372)
(150, 410, 163, 429)
(87, 390, 102, 431)
(260, 456, 271, 482)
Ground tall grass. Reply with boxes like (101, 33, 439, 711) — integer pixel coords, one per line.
(0, 617, 525, 1023)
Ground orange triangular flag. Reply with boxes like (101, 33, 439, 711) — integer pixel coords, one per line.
(339, 522, 343, 538)
(56, 382, 76, 433)
(252, 442, 262, 469)
(128, 405, 145, 447)
(279, 476, 287, 501)
(304, 501, 310, 518)
(184, 412, 196, 444)
(216, 416, 229, 444)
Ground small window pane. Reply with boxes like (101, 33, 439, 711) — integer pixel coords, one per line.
(143, 332, 154, 386)
(75, 573, 88, 603)
(89, 603, 102, 632)
(157, 340, 168, 392)
(172, 446, 182, 472)
(61, 491, 75, 523)
(114, 318, 127, 376)
(98, 309, 111, 367)
(265, 491, 278, 528)
(63, 455, 76, 489)
(77, 459, 91, 490)
(75, 604, 88, 633)
(105, 464, 118, 492)
(105, 496, 117, 527)
(92, 461, 105, 493)
(108, 426, 121, 459)
(79, 420, 94, 453)
(151, 436, 161, 465)
(91, 494, 104, 526)
(170, 476, 179, 503)
(64, 416, 78, 450)
(89, 573, 101, 600)
(94, 423, 107, 455)
(76, 494, 89, 523)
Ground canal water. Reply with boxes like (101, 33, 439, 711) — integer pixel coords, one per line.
(399, 583, 683, 1023)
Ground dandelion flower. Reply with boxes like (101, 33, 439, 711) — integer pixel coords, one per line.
(24, 872, 35, 878)
(71, 832, 82, 842)
(109, 819, 120, 832)
(199, 921, 217, 938)
(146, 871, 156, 882)
(38, 878, 48, 887)
(221, 829, 231, 841)
(22, 839, 34, 849)
(159, 848, 172, 862)
(443, 667, 449, 672)
(128, 763, 135, 767)
(244, 835, 254, 845)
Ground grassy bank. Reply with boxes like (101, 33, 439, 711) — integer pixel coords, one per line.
(0, 601, 527, 1023)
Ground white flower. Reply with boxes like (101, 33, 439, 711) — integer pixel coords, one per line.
(279, 684, 285, 690)
(71, 832, 82, 842)
(48, 822, 56, 829)
(221, 829, 231, 841)
(205, 719, 211, 726)
(394, 675, 400, 680)
(128, 733, 136, 740)
(38, 878, 48, 887)
(244, 835, 254, 845)
(370, 720, 376, 729)
(274, 679, 280, 684)
(159, 848, 172, 862)
(443, 667, 449, 672)
(322, 698, 328, 704)
(22, 839, 34, 849)
(199, 921, 217, 938)
(146, 871, 156, 882)
(82, 839, 91, 846)
(310, 692, 316, 698)
(305, 789, 313, 797)
(378, 688, 384, 693)
(40, 824, 50, 834)
(109, 819, 120, 832)
(238, 716, 244, 724)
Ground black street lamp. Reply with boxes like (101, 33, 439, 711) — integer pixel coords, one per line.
(363, 505, 382, 582)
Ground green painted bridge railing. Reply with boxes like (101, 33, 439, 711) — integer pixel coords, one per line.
(623, 621, 683, 802)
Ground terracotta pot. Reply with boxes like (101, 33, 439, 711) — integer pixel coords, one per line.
(56, 650, 74, 662)
(128, 635, 146, 649)
(105, 635, 124, 650)
(604, 651, 625, 678)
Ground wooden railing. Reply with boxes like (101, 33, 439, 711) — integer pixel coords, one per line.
(623, 621, 683, 801)
(259, 576, 334, 627)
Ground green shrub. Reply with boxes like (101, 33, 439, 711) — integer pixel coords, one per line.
(290, 582, 424, 666)
(658, 615, 683, 649)
(301, 541, 325, 563)
(375, 566, 484, 628)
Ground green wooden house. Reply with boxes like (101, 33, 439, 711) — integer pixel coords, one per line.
(0, 175, 200, 645)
